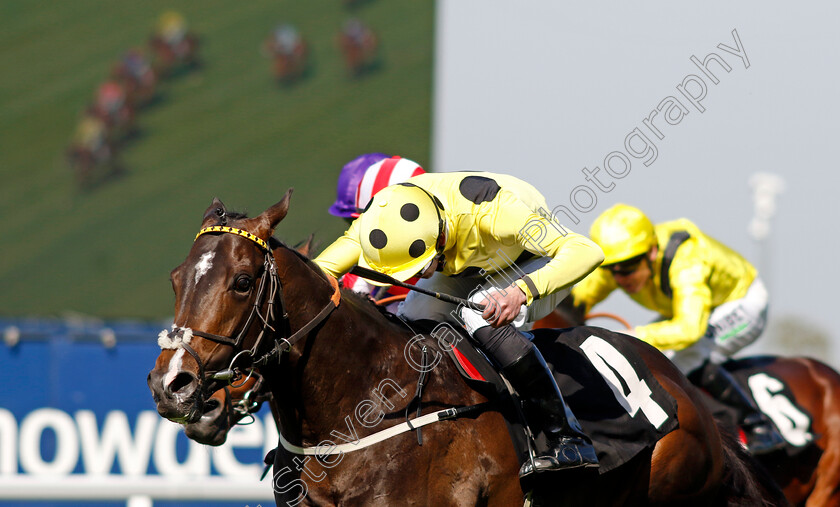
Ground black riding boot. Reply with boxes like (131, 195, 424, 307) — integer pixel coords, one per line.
(696, 361, 786, 454)
(502, 346, 600, 476)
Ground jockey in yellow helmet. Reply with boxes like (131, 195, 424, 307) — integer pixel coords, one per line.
(571, 203, 786, 454)
(315, 170, 605, 476)
(157, 11, 187, 45)
(74, 115, 107, 152)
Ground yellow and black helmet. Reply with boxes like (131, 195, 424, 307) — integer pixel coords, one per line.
(358, 183, 444, 283)
(590, 204, 656, 265)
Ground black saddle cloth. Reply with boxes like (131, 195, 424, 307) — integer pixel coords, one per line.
(718, 356, 818, 456)
(532, 326, 679, 472)
(440, 324, 680, 474)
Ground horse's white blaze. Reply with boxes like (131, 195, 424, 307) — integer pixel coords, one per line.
(157, 326, 195, 389)
(157, 326, 193, 350)
(164, 348, 185, 387)
(194, 251, 215, 285)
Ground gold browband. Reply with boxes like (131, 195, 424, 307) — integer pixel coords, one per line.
(195, 226, 270, 251)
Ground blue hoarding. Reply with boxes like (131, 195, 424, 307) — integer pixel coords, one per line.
(0, 319, 276, 507)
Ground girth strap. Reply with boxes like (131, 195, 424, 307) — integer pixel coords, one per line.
(276, 402, 493, 456)
(405, 345, 430, 445)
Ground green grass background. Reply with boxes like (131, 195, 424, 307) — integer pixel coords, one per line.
(0, 0, 434, 319)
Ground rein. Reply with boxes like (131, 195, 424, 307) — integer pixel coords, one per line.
(229, 371, 273, 426)
(253, 273, 340, 368)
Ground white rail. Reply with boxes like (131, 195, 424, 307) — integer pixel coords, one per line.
(0, 476, 275, 502)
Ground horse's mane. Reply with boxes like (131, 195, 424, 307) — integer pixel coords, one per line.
(209, 209, 250, 224)
(342, 287, 412, 328)
(268, 236, 414, 331)
(223, 210, 249, 220)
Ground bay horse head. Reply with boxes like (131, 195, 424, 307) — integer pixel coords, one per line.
(148, 190, 293, 423)
(180, 235, 315, 445)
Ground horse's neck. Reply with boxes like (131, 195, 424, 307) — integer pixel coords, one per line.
(273, 247, 334, 324)
(270, 248, 416, 442)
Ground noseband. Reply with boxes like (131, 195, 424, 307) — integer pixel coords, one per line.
(161, 225, 341, 404)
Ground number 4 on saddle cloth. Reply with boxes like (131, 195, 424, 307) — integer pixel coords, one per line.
(437, 324, 680, 474)
(702, 356, 817, 456)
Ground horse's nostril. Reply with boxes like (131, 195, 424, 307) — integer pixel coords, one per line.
(168, 371, 197, 395)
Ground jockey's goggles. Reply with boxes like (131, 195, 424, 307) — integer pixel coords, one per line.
(602, 253, 646, 276)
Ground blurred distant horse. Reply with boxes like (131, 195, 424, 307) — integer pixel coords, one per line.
(66, 114, 122, 189)
(272, 44, 308, 84)
(149, 35, 199, 77)
(111, 49, 158, 108)
(536, 307, 840, 506)
(87, 81, 135, 143)
(149, 12, 200, 78)
(263, 25, 309, 84)
(337, 19, 379, 77)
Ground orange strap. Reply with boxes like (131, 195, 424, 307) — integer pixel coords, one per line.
(375, 294, 407, 306)
(585, 312, 632, 330)
(327, 274, 341, 307)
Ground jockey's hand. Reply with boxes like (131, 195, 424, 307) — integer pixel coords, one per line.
(480, 285, 527, 328)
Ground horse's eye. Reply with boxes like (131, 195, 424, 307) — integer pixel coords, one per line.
(234, 275, 252, 293)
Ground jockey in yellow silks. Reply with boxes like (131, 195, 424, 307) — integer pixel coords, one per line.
(328, 154, 425, 312)
(315, 170, 604, 476)
(156, 11, 187, 46)
(570, 203, 785, 454)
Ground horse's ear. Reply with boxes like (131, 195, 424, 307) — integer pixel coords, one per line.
(201, 198, 227, 227)
(294, 233, 318, 257)
(251, 189, 293, 239)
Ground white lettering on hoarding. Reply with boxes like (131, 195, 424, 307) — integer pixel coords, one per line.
(153, 418, 211, 477)
(0, 409, 15, 475)
(212, 418, 264, 477)
(0, 408, 275, 479)
(77, 410, 157, 476)
(19, 409, 79, 476)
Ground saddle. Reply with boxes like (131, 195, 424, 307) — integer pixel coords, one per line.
(411, 321, 680, 474)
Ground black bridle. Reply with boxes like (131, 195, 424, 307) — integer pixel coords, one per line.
(162, 225, 340, 407)
(224, 370, 273, 427)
